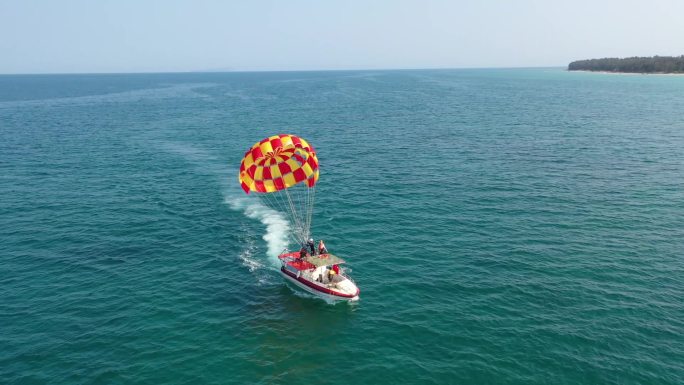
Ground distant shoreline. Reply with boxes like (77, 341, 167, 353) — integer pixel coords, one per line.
(568, 56, 684, 75)
(568, 69, 684, 76)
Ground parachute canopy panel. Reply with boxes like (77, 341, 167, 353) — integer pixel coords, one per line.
(239, 134, 319, 194)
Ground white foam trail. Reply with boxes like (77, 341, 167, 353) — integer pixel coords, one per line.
(226, 196, 291, 266)
(155, 140, 292, 270)
(236, 234, 261, 272)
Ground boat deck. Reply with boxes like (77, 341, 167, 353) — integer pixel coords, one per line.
(286, 259, 316, 271)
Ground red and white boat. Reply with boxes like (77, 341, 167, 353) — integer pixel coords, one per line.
(278, 251, 360, 301)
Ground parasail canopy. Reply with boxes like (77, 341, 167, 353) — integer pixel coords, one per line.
(238, 134, 320, 245)
(239, 134, 319, 194)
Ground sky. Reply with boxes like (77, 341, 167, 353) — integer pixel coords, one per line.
(1, 0, 683, 74)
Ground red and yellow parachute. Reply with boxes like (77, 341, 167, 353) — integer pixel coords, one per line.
(239, 134, 319, 194)
(239, 134, 320, 245)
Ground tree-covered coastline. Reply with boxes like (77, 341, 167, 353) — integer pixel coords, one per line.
(568, 56, 684, 73)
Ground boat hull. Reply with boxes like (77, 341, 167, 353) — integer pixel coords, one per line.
(280, 267, 359, 302)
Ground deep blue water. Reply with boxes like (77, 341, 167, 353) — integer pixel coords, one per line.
(1, 69, 683, 384)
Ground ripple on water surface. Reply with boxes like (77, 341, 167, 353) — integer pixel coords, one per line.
(1, 69, 683, 384)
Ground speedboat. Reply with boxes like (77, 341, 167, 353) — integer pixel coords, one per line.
(278, 251, 360, 301)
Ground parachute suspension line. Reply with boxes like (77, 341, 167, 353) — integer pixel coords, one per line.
(305, 186, 316, 242)
(250, 184, 317, 250)
(302, 184, 311, 241)
(294, 183, 306, 241)
(305, 186, 314, 242)
(296, 185, 309, 239)
(261, 192, 300, 247)
(284, 188, 307, 245)
(308, 185, 312, 241)
(278, 192, 302, 246)
(311, 187, 316, 237)
(281, 193, 303, 247)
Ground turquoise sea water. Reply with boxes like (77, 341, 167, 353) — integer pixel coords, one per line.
(1, 69, 683, 384)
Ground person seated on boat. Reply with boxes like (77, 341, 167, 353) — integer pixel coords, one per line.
(327, 267, 337, 282)
(299, 246, 307, 259)
(318, 239, 328, 255)
(332, 264, 340, 275)
(307, 238, 316, 255)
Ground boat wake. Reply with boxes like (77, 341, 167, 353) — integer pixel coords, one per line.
(235, 229, 262, 272)
(225, 196, 290, 267)
(155, 140, 291, 273)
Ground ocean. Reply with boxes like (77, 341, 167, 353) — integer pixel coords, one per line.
(1, 69, 683, 384)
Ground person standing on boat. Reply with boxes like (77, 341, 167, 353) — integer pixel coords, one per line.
(307, 238, 316, 255)
(318, 239, 328, 255)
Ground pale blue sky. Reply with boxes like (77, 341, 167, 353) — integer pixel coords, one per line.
(1, 0, 683, 74)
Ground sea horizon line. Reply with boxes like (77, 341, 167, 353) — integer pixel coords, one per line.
(0, 65, 565, 76)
